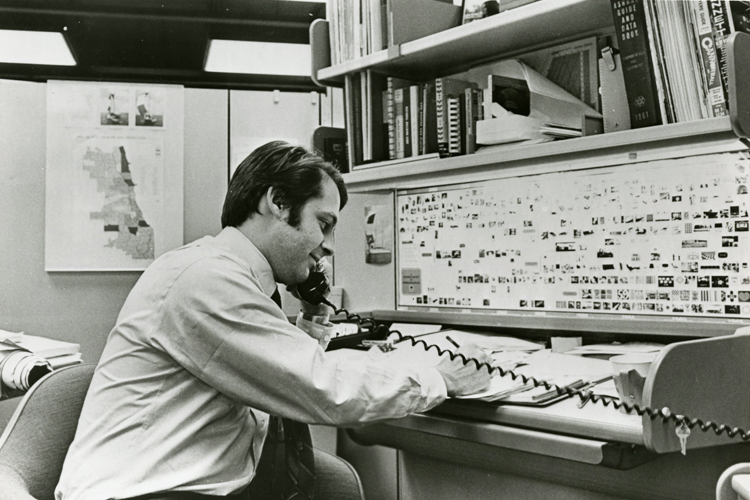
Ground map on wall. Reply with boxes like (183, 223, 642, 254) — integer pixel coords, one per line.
(396, 152, 750, 319)
(45, 81, 184, 271)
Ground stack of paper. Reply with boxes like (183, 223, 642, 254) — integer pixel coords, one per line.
(0, 328, 24, 342)
(2, 334, 82, 372)
(12, 335, 83, 369)
(566, 342, 664, 358)
(424, 329, 545, 353)
(0, 341, 51, 398)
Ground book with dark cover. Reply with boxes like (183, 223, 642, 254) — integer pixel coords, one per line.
(422, 82, 439, 154)
(435, 77, 476, 157)
(366, 70, 389, 162)
(403, 87, 412, 158)
(352, 71, 364, 165)
(610, 0, 662, 128)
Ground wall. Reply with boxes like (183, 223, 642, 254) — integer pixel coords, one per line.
(0, 80, 344, 452)
(0, 80, 228, 366)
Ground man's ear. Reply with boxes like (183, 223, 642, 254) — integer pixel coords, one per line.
(263, 186, 288, 220)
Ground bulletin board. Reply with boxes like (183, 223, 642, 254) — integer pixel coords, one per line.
(396, 151, 750, 319)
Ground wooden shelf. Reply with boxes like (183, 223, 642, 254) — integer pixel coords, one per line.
(315, 0, 614, 84)
(342, 117, 746, 192)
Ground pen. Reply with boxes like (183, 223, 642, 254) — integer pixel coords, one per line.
(446, 336, 460, 349)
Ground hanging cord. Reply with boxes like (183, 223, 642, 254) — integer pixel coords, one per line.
(331, 306, 750, 442)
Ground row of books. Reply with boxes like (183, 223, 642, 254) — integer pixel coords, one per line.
(344, 60, 600, 169)
(344, 71, 485, 168)
(327, 0, 462, 66)
(612, 0, 750, 129)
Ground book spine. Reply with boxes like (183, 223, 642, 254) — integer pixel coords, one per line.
(343, 74, 356, 170)
(435, 78, 448, 157)
(610, 0, 662, 128)
(394, 87, 405, 159)
(410, 85, 420, 157)
(707, 0, 733, 108)
(353, 72, 364, 165)
(464, 87, 481, 155)
(644, 0, 675, 123)
(418, 84, 425, 156)
(403, 88, 412, 158)
(386, 77, 395, 160)
(423, 83, 438, 154)
(694, 0, 728, 117)
(447, 95, 461, 156)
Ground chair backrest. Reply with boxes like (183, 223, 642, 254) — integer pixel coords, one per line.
(0, 364, 96, 500)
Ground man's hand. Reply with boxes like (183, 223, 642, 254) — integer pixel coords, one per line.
(435, 344, 492, 397)
(288, 257, 333, 316)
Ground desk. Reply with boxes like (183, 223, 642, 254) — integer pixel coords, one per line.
(340, 417, 750, 500)
(336, 328, 750, 500)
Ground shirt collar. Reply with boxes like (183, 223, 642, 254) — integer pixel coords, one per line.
(213, 226, 277, 298)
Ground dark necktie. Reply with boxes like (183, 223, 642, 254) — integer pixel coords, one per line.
(262, 288, 316, 500)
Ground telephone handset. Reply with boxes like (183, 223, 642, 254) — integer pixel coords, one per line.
(296, 271, 335, 308)
(294, 273, 750, 443)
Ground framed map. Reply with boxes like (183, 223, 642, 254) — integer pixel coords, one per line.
(45, 81, 184, 271)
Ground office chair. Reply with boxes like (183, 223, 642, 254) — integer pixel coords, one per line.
(0, 363, 365, 500)
(0, 363, 95, 500)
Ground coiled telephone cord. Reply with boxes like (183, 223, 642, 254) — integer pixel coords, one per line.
(333, 308, 750, 442)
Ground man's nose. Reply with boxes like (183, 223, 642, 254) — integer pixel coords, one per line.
(321, 234, 334, 257)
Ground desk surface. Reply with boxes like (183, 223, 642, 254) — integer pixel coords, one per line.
(434, 394, 644, 445)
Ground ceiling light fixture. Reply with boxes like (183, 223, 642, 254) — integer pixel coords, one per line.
(204, 40, 311, 76)
(0, 29, 76, 66)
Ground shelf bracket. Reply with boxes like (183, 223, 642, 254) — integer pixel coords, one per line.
(310, 19, 344, 88)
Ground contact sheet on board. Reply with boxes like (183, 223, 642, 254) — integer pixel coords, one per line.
(396, 152, 750, 318)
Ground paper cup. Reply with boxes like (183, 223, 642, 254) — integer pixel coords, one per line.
(611, 353, 656, 411)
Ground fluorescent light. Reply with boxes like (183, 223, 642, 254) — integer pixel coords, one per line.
(0, 29, 76, 66)
(204, 40, 311, 76)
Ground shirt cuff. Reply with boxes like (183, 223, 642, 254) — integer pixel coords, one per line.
(296, 311, 335, 347)
(414, 366, 448, 413)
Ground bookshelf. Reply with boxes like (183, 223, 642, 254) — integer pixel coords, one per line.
(312, 0, 750, 193)
(319, 3, 750, 489)
(312, 0, 613, 85)
(339, 116, 744, 192)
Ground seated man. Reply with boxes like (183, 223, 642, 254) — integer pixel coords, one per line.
(56, 141, 490, 500)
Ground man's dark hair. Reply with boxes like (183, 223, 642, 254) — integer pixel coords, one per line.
(221, 141, 348, 228)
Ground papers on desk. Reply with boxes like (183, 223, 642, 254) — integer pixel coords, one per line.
(457, 350, 615, 406)
(0, 333, 82, 398)
(423, 329, 545, 353)
(0, 329, 24, 342)
(0, 341, 52, 398)
(388, 323, 443, 338)
(565, 342, 664, 358)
